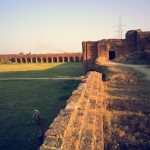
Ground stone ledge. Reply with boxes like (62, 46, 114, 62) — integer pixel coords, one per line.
(40, 71, 104, 150)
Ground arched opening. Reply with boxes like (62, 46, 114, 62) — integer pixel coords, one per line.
(17, 58, 21, 63)
(11, 58, 15, 63)
(27, 58, 31, 63)
(109, 51, 116, 60)
(75, 56, 79, 62)
(43, 58, 46, 63)
(81, 56, 83, 61)
(22, 58, 26, 63)
(32, 57, 36, 63)
(64, 57, 68, 62)
(48, 57, 52, 63)
(59, 57, 63, 62)
(70, 57, 74, 62)
(37, 57, 41, 63)
(53, 57, 57, 62)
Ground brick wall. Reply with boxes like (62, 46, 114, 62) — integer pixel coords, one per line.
(40, 71, 104, 150)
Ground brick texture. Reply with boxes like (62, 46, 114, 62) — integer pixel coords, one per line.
(40, 71, 104, 150)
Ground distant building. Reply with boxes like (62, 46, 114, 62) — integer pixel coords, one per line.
(82, 29, 150, 74)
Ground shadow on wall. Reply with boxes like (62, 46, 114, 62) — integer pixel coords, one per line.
(83, 58, 97, 74)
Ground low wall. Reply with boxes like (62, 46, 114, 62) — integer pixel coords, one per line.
(40, 71, 104, 150)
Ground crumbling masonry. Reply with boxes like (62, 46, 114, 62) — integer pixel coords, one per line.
(82, 29, 150, 74)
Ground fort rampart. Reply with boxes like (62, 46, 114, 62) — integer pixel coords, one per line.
(0, 53, 82, 63)
(40, 71, 104, 150)
(82, 29, 150, 74)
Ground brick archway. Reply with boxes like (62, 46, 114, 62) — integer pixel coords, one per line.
(48, 57, 52, 63)
(17, 58, 21, 63)
(53, 57, 57, 62)
(22, 58, 26, 63)
(43, 58, 46, 63)
(27, 58, 31, 63)
(64, 57, 68, 62)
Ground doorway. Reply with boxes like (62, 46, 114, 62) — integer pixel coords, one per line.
(109, 51, 116, 60)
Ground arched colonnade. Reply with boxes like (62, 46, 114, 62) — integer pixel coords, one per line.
(10, 56, 82, 63)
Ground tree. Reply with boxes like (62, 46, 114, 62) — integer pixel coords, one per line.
(19, 52, 24, 56)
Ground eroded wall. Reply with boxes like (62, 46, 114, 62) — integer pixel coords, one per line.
(83, 29, 150, 74)
(40, 71, 104, 150)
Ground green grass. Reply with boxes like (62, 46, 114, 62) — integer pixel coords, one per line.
(0, 63, 82, 150)
(0, 62, 83, 78)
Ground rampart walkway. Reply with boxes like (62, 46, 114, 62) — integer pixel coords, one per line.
(40, 72, 104, 150)
(108, 62, 150, 81)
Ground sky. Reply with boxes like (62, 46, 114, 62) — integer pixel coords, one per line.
(0, 0, 150, 54)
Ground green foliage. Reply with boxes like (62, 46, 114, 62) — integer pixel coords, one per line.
(19, 52, 24, 55)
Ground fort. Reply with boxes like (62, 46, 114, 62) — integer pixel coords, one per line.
(82, 29, 150, 74)
(0, 53, 82, 63)
(0, 29, 150, 149)
(39, 29, 150, 149)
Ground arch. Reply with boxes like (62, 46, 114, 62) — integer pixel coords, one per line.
(17, 58, 21, 63)
(75, 56, 79, 62)
(32, 57, 36, 63)
(48, 57, 52, 63)
(43, 58, 47, 63)
(59, 57, 63, 62)
(37, 57, 41, 63)
(64, 57, 68, 62)
(70, 57, 74, 62)
(53, 57, 57, 62)
(22, 58, 26, 63)
(27, 58, 31, 63)
(81, 56, 83, 61)
(11, 58, 15, 63)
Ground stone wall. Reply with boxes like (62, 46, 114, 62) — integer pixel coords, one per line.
(0, 53, 82, 63)
(40, 71, 104, 150)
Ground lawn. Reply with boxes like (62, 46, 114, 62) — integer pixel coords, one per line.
(0, 63, 82, 150)
(0, 62, 83, 78)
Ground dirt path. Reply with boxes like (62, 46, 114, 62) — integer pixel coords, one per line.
(109, 62, 150, 81)
(0, 77, 81, 81)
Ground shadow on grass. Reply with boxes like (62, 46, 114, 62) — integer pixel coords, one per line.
(0, 62, 82, 150)
(0, 62, 83, 78)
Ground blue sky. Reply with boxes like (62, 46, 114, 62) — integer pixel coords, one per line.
(0, 0, 150, 54)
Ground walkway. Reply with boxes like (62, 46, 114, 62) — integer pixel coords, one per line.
(108, 62, 150, 81)
(0, 77, 81, 81)
(40, 72, 104, 150)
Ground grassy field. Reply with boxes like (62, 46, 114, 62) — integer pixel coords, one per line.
(0, 62, 83, 78)
(0, 62, 82, 150)
(97, 61, 150, 149)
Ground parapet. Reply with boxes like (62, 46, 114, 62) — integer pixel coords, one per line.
(40, 71, 104, 150)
